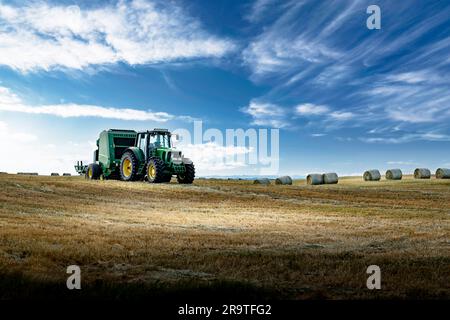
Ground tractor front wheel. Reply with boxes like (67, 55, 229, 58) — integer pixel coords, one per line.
(120, 151, 139, 181)
(86, 163, 102, 180)
(177, 163, 195, 184)
(147, 158, 166, 183)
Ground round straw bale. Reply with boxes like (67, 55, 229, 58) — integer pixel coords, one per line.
(414, 168, 431, 179)
(307, 174, 324, 185)
(253, 178, 270, 185)
(275, 176, 292, 185)
(386, 169, 402, 180)
(363, 170, 381, 181)
(435, 168, 450, 179)
(323, 172, 338, 184)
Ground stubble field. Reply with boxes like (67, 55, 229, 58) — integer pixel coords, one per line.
(0, 173, 449, 300)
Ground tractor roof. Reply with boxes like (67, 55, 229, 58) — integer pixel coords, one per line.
(108, 129, 137, 133)
(139, 128, 171, 135)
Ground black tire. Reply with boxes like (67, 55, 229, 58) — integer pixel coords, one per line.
(86, 163, 102, 180)
(120, 151, 139, 181)
(147, 157, 166, 183)
(177, 163, 195, 184)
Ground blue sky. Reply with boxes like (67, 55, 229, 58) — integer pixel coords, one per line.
(0, 0, 450, 176)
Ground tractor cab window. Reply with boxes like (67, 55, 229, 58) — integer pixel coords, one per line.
(149, 135, 157, 149)
(161, 134, 171, 148)
(150, 134, 171, 148)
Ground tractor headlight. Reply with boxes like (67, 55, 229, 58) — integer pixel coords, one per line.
(172, 152, 182, 160)
(170, 151, 182, 164)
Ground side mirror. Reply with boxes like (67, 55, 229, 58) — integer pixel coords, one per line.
(172, 134, 180, 142)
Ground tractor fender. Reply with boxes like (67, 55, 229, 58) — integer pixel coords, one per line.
(123, 147, 145, 164)
(182, 157, 193, 165)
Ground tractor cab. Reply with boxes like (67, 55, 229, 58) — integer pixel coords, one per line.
(149, 129, 171, 149)
(136, 129, 173, 159)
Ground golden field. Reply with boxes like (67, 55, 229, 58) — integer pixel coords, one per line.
(0, 173, 449, 300)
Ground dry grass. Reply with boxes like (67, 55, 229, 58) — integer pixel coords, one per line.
(0, 174, 449, 300)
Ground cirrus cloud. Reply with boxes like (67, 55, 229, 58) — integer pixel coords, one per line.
(295, 103, 329, 115)
(240, 100, 289, 128)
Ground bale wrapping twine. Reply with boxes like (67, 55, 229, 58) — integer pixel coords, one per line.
(323, 173, 338, 184)
(363, 170, 381, 181)
(386, 169, 402, 180)
(414, 168, 431, 179)
(307, 174, 324, 185)
(253, 178, 271, 185)
(435, 168, 450, 179)
(275, 176, 293, 185)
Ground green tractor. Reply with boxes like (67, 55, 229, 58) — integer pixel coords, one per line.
(76, 129, 195, 184)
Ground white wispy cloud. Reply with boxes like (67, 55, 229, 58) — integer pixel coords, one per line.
(245, 0, 277, 23)
(295, 103, 329, 115)
(3, 103, 175, 121)
(240, 100, 289, 128)
(385, 70, 445, 85)
(0, 86, 188, 122)
(329, 111, 354, 121)
(0, 0, 235, 72)
(386, 72, 429, 84)
(360, 132, 450, 144)
(295, 103, 355, 122)
(387, 160, 418, 166)
(243, 36, 339, 77)
(366, 73, 450, 124)
(313, 65, 353, 86)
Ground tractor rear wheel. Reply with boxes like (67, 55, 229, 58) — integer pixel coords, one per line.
(177, 163, 195, 184)
(147, 157, 166, 183)
(86, 163, 102, 180)
(120, 151, 139, 181)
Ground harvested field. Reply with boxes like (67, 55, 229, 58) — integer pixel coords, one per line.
(0, 174, 449, 300)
